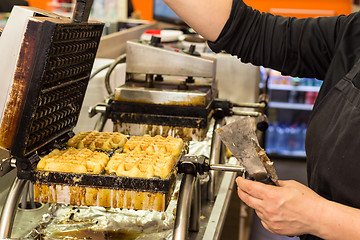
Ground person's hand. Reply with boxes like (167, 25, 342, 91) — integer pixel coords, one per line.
(236, 177, 327, 236)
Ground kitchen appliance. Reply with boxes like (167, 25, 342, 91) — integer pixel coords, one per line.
(88, 37, 271, 239)
(0, 0, 104, 237)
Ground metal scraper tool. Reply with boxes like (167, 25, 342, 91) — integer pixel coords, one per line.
(216, 117, 279, 185)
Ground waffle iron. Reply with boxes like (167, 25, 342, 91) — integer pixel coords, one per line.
(0, 2, 180, 202)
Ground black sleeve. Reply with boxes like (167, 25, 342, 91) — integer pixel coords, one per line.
(207, 0, 343, 80)
(0, 0, 28, 12)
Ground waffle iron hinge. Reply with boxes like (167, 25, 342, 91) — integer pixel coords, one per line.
(0, 148, 40, 177)
(14, 129, 74, 177)
(0, 139, 73, 179)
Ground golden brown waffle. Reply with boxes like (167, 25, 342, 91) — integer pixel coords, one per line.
(123, 135, 183, 157)
(107, 135, 184, 179)
(106, 152, 177, 179)
(67, 131, 127, 151)
(37, 147, 109, 174)
(34, 134, 183, 211)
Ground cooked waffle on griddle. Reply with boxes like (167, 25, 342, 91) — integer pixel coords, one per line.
(123, 135, 184, 157)
(37, 147, 109, 174)
(34, 134, 183, 211)
(67, 131, 127, 151)
(106, 152, 177, 179)
(106, 135, 184, 179)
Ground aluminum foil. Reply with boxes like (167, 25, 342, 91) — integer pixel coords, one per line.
(25, 122, 217, 239)
(26, 181, 180, 240)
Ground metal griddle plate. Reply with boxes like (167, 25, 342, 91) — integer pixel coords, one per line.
(110, 100, 213, 130)
(9, 16, 104, 159)
(19, 165, 177, 193)
(110, 79, 216, 130)
(114, 79, 214, 106)
(17, 144, 188, 195)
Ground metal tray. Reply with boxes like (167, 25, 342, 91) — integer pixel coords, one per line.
(17, 144, 187, 194)
(19, 167, 177, 193)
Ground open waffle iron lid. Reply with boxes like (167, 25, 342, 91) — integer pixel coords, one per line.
(0, 5, 104, 159)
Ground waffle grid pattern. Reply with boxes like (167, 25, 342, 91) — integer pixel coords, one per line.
(35, 132, 183, 211)
(67, 131, 128, 152)
(107, 135, 184, 179)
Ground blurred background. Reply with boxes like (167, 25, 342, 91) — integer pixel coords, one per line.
(0, 1, 358, 239)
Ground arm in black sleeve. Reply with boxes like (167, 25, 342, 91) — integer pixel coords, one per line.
(208, 0, 343, 80)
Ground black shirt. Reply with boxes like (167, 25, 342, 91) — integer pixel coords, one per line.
(208, 1, 360, 239)
(208, 0, 360, 109)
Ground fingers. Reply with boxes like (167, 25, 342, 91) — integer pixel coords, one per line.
(236, 176, 276, 199)
(236, 176, 284, 211)
(236, 177, 262, 208)
(237, 182, 263, 209)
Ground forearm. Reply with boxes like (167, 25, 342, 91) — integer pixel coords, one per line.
(162, 0, 232, 41)
(315, 200, 360, 239)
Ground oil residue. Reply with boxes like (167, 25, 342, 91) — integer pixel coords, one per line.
(49, 229, 141, 240)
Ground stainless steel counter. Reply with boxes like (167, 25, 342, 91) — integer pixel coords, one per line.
(0, 169, 49, 238)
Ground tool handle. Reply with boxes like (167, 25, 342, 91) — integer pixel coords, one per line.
(232, 102, 266, 109)
(232, 110, 261, 117)
(210, 164, 245, 173)
(246, 175, 280, 186)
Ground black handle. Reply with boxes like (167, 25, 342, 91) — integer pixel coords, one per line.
(72, 0, 94, 23)
(245, 173, 277, 186)
(256, 114, 269, 132)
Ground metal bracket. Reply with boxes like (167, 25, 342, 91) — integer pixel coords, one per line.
(89, 100, 111, 118)
(0, 158, 14, 177)
(0, 148, 14, 177)
(88, 98, 112, 131)
(177, 155, 210, 175)
(178, 155, 245, 175)
(212, 99, 269, 131)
